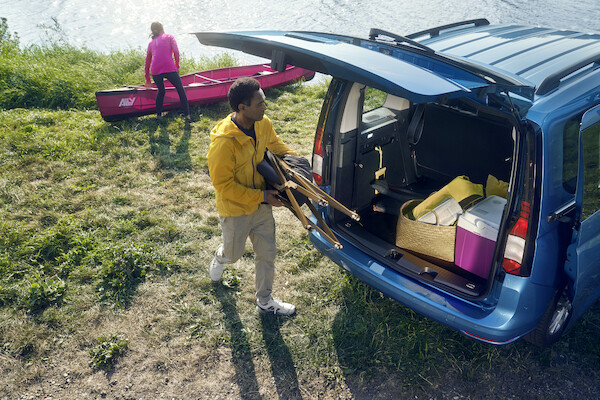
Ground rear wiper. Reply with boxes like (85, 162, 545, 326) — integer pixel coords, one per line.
(369, 28, 435, 53)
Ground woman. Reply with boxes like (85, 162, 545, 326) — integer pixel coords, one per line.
(144, 22, 190, 119)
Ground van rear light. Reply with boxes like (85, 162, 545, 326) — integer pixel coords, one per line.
(502, 201, 530, 276)
(312, 126, 324, 185)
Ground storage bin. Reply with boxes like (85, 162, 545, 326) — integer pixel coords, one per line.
(455, 195, 507, 278)
(396, 200, 456, 262)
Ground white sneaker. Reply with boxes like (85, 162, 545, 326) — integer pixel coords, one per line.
(209, 257, 224, 282)
(257, 298, 296, 316)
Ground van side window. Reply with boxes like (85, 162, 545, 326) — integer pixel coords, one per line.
(363, 87, 387, 114)
(581, 123, 600, 220)
(361, 87, 397, 129)
(562, 118, 580, 194)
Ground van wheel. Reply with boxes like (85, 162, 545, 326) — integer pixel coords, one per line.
(525, 286, 572, 347)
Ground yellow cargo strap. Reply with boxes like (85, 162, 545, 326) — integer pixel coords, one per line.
(374, 145, 386, 193)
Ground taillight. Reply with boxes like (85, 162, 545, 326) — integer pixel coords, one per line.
(502, 201, 530, 275)
(312, 126, 324, 185)
(311, 78, 343, 187)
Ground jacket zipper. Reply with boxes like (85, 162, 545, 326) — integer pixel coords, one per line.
(251, 137, 257, 189)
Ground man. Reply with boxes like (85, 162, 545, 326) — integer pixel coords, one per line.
(206, 77, 296, 316)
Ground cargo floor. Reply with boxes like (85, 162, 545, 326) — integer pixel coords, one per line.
(351, 206, 488, 296)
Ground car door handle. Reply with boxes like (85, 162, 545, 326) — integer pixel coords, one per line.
(548, 199, 575, 223)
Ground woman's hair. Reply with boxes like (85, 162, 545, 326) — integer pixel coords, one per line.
(228, 77, 261, 112)
(150, 22, 164, 39)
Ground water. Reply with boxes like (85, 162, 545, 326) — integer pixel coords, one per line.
(2, 0, 600, 63)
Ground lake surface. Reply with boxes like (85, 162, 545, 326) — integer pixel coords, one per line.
(2, 0, 600, 63)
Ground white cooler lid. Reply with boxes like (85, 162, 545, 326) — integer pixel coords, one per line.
(457, 195, 507, 241)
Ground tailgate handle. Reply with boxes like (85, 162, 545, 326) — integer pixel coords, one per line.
(271, 49, 287, 72)
(548, 199, 575, 223)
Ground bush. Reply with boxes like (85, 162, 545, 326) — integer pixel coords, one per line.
(0, 44, 144, 110)
(0, 19, 146, 110)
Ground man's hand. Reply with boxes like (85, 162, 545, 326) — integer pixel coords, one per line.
(144, 82, 152, 88)
(265, 190, 284, 207)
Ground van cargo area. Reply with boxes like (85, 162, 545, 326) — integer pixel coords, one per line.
(329, 91, 516, 298)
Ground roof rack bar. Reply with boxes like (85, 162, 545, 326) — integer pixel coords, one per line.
(405, 18, 490, 40)
(535, 53, 600, 95)
(368, 28, 434, 53)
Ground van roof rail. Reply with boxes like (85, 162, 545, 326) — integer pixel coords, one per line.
(368, 28, 434, 53)
(405, 19, 490, 40)
(535, 53, 600, 95)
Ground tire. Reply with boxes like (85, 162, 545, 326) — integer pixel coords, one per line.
(524, 286, 572, 347)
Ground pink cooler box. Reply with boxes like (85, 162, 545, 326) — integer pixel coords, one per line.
(455, 195, 507, 279)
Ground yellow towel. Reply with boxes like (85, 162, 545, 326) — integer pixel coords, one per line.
(486, 174, 509, 198)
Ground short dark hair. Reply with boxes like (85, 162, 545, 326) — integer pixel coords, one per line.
(228, 77, 261, 112)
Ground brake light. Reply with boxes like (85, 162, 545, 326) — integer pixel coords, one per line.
(502, 201, 530, 275)
(312, 126, 324, 185)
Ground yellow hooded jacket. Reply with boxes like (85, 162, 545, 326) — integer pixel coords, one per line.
(207, 113, 295, 217)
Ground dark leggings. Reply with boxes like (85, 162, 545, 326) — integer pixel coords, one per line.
(152, 71, 190, 117)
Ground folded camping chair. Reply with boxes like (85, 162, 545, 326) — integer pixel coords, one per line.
(257, 150, 359, 249)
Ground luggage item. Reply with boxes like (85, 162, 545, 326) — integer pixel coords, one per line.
(411, 175, 483, 220)
(257, 150, 313, 205)
(396, 199, 456, 262)
(257, 149, 360, 249)
(455, 195, 507, 278)
(417, 196, 463, 226)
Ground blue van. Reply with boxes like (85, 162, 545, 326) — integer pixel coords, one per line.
(195, 19, 600, 346)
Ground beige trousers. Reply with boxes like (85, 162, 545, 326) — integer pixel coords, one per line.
(214, 204, 276, 303)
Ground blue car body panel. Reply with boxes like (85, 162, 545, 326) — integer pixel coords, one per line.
(194, 30, 533, 103)
(417, 24, 600, 88)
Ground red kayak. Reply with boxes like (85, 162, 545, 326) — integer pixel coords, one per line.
(95, 64, 315, 121)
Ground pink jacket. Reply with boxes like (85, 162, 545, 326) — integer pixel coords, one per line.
(144, 33, 180, 83)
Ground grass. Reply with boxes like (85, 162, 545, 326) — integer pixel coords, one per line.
(1, 18, 599, 399)
(89, 334, 129, 371)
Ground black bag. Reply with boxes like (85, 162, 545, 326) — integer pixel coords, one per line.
(257, 150, 313, 205)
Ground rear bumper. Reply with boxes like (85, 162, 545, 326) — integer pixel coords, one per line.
(308, 227, 551, 344)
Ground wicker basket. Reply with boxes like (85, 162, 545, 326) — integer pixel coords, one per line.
(395, 200, 456, 262)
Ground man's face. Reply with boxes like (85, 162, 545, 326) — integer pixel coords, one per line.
(240, 89, 267, 122)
